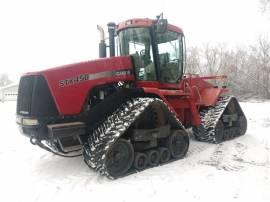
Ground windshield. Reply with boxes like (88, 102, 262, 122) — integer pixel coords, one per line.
(118, 28, 156, 81)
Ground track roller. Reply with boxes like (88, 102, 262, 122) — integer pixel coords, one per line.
(145, 150, 160, 166)
(158, 147, 171, 163)
(133, 152, 148, 170)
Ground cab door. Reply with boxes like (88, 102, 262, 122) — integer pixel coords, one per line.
(155, 31, 185, 88)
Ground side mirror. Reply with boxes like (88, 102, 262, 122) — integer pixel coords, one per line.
(155, 19, 168, 33)
(155, 13, 168, 33)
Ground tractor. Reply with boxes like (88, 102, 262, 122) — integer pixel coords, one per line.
(16, 15, 247, 178)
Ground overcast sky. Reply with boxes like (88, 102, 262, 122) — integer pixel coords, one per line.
(0, 0, 269, 80)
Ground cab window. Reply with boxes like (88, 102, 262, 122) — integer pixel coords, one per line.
(119, 28, 157, 81)
(156, 31, 183, 83)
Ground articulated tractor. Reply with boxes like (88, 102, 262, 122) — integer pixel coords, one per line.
(16, 16, 247, 178)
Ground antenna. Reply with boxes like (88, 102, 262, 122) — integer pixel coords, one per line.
(156, 12, 164, 21)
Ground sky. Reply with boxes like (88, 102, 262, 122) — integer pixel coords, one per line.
(0, 0, 269, 81)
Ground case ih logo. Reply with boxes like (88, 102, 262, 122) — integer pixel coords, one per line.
(59, 69, 132, 87)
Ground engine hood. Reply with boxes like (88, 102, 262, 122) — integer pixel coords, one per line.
(21, 56, 134, 115)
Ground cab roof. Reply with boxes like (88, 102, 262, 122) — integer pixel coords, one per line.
(117, 18, 183, 34)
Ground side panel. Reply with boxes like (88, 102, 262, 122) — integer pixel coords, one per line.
(200, 88, 224, 106)
(187, 76, 228, 106)
(29, 56, 134, 115)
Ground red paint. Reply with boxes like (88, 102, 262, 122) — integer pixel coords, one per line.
(117, 18, 183, 34)
(200, 88, 224, 106)
(25, 54, 227, 127)
(25, 56, 134, 115)
(22, 17, 227, 128)
(135, 74, 228, 127)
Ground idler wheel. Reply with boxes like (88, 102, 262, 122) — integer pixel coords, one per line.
(166, 130, 189, 159)
(105, 139, 134, 177)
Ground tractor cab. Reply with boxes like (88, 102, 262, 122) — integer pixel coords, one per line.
(99, 17, 186, 85)
(117, 18, 186, 84)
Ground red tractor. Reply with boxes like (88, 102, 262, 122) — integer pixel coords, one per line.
(16, 16, 247, 178)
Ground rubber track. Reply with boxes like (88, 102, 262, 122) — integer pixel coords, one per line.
(193, 96, 236, 143)
(83, 97, 186, 179)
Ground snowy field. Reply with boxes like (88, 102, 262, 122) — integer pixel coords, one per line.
(0, 101, 269, 202)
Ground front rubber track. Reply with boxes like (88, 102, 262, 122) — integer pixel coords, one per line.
(83, 97, 189, 179)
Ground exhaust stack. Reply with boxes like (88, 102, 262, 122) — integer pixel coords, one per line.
(97, 25, 106, 58)
(107, 22, 116, 57)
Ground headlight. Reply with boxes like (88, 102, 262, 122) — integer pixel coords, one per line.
(22, 118, 39, 126)
(16, 116, 22, 124)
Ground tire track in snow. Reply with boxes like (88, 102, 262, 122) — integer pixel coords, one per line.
(198, 141, 248, 171)
(234, 139, 270, 169)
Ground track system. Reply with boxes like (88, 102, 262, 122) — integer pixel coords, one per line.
(193, 96, 247, 144)
(83, 97, 189, 179)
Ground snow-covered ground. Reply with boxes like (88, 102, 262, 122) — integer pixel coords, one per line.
(0, 101, 269, 202)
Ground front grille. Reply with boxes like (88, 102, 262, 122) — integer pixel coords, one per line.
(17, 75, 34, 115)
(17, 75, 58, 117)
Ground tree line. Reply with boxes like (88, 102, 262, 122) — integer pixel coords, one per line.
(186, 37, 270, 99)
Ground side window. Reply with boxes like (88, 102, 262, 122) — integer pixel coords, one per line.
(119, 28, 157, 81)
(157, 31, 183, 83)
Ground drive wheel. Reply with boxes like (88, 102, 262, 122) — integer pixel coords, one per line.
(146, 150, 160, 166)
(166, 130, 189, 159)
(158, 147, 171, 163)
(214, 120, 224, 143)
(133, 152, 148, 170)
(105, 139, 134, 177)
(237, 116, 247, 136)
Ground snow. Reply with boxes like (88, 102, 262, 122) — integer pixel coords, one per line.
(0, 101, 270, 202)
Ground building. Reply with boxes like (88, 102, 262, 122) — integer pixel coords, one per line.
(0, 83, 19, 102)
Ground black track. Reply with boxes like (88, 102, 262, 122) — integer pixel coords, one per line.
(193, 96, 247, 143)
(83, 98, 189, 179)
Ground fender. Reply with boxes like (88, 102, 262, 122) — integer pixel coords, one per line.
(200, 87, 227, 106)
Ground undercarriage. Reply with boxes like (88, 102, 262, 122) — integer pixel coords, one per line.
(83, 97, 189, 178)
(25, 95, 247, 178)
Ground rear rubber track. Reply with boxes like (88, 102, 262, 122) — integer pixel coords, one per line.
(193, 95, 246, 143)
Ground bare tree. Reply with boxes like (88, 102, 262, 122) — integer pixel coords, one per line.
(261, 0, 270, 13)
(186, 47, 201, 74)
(201, 44, 228, 76)
(185, 39, 270, 99)
(0, 74, 12, 87)
(250, 36, 270, 98)
(203, 44, 218, 75)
